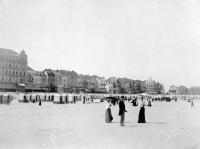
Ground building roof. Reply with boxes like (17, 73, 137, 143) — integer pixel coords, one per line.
(27, 66, 34, 71)
(0, 48, 19, 55)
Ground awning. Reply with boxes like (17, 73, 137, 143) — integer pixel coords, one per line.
(17, 83, 26, 87)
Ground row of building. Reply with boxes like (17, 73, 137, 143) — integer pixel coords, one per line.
(0, 48, 164, 94)
(169, 85, 200, 95)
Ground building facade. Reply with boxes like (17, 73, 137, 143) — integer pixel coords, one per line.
(57, 70, 78, 92)
(95, 77, 107, 93)
(133, 80, 142, 94)
(145, 77, 156, 94)
(44, 69, 61, 92)
(169, 85, 177, 94)
(189, 87, 200, 95)
(154, 82, 164, 94)
(145, 77, 164, 94)
(26, 69, 48, 91)
(77, 75, 107, 93)
(0, 48, 27, 91)
(105, 77, 118, 94)
(44, 69, 70, 93)
(176, 86, 188, 95)
(61, 76, 68, 92)
(168, 85, 200, 95)
(117, 78, 133, 94)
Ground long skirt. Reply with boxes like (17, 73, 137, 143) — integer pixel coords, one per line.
(105, 108, 113, 123)
(120, 112, 125, 125)
(138, 107, 146, 123)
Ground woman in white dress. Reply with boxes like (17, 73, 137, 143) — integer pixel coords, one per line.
(105, 100, 113, 123)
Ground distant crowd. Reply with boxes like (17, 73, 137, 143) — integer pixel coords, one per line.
(0, 92, 196, 125)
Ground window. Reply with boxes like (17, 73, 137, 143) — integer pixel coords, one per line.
(9, 77, 11, 82)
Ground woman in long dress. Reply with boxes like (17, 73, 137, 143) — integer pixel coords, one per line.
(148, 99, 152, 107)
(138, 98, 146, 123)
(105, 100, 113, 123)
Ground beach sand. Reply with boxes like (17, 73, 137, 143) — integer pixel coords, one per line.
(0, 100, 200, 149)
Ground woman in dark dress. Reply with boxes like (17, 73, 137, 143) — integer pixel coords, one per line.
(131, 99, 138, 106)
(138, 98, 146, 123)
(105, 100, 113, 123)
(148, 99, 152, 107)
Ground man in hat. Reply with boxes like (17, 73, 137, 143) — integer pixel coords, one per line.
(119, 96, 127, 126)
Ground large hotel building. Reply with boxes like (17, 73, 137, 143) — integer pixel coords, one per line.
(0, 48, 27, 91)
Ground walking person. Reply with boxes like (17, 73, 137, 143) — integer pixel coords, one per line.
(119, 97, 127, 126)
(105, 100, 113, 123)
(138, 97, 146, 123)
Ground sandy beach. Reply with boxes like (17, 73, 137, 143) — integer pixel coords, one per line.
(0, 100, 200, 149)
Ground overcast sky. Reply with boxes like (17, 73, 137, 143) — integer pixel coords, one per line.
(1, 0, 200, 90)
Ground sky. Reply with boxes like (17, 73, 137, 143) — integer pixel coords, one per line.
(1, 0, 200, 90)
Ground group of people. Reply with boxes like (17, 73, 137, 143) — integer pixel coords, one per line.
(105, 97, 146, 126)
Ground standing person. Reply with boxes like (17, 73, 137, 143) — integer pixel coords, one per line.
(138, 97, 146, 123)
(39, 99, 42, 106)
(148, 99, 152, 107)
(73, 95, 76, 103)
(83, 96, 86, 104)
(105, 100, 113, 123)
(119, 97, 127, 126)
(191, 100, 194, 107)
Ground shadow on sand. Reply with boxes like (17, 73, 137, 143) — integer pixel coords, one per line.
(125, 125, 143, 127)
(124, 122, 168, 128)
(111, 121, 131, 124)
(147, 122, 168, 125)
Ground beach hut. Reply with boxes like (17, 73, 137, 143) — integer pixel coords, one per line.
(68, 94, 74, 103)
(50, 93, 54, 102)
(0, 93, 12, 105)
(44, 93, 50, 102)
(18, 93, 25, 102)
(61, 93, 67, 104)
(39, 93, 46, 101)
(53, 94, 61, 104)
(50, 94, 54, 102)
(23, 94, 29, 103)
(26, 94, 32, 101)
(2, 93, 7, 104)
(45, 93, 51, 102)
(35, 94, 38, 101)
(30, 93, 37, 103)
